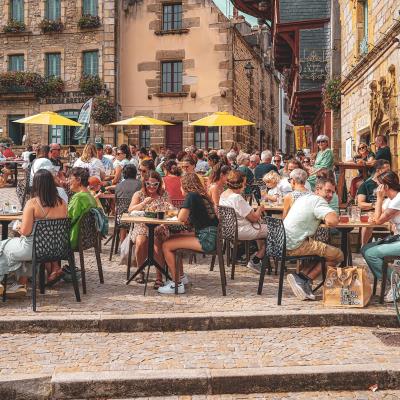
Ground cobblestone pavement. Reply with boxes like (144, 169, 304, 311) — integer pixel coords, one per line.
(0, 326, 399, 376)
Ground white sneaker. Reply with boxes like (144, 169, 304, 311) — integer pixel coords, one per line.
(246, 258, 262, 273)
(384, 287, 399, 303)
(158, 280, 185, 295)
(180, 274, 189, 285)
(6, 283, 27, 298)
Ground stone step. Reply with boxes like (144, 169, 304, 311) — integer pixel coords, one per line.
(1, 327, 399, 399)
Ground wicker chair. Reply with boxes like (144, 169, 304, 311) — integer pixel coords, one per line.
(109, 197, 131, 261)
(2, 218, 81, 311)
(16, 165, 31, 209)
(76, 209, 104, 294)
(258, 217, 326, 305)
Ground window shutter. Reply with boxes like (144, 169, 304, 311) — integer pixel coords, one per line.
(83, 51, 99, 76)
(47, 53, 61, 77)
(11, 0, 24, 22)
(83, 0, 98, 16)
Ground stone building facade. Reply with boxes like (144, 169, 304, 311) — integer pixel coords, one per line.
(339, 0, 400, 170)
(0, 0, 116, 146)
(118, 0, 279, 152)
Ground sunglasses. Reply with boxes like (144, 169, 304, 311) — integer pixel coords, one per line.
(274, 159, 281, 162)
(117, 152, 125, 155)
(52, 148, 61, 151)
(145, 181, 159, 188)
(358, 146, 367, 150)
(317, 140, 327, 144)
(303, 160, 310, 164)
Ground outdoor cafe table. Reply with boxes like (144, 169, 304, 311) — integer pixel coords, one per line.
(0, 213, 22, 240)
(253, 203, 284, 217)
(0, 160, 25, 187)
(121, 214, 184, 293)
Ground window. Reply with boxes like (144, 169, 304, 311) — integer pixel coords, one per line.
(83, 0, 98, 16)
(8, 115, 25, 146)
(46, 53, 61, 78)
(10, 0, 24, 22)
(49, 110, 79, 144)
(162, 3, 182, 31)
(358, 0, 368, 55)
(194, 127, 219, 150)
(83, 50, 99, 76)
(46, 0, 61, 20)
(161, 61, 182, 93)
(139, 126, 151, 149)
(8, 55, 24, 71)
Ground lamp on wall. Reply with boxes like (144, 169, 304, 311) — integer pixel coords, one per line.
(244, 62, 254, 79)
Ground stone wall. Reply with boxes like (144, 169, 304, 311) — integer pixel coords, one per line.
(0, 0, 116, 145)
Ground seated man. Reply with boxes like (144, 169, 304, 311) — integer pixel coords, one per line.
(357, 159, 391, 245)
(284, 177, 344, 301)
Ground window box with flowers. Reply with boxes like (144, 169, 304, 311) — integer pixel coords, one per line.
(3, 20, 26, 34)
(78, 15, 101, 29)
(39, 19, 63, 33)
(92, 96, 116, 126)
(322, 76, 341, 113)
(79, 74, 103, 96)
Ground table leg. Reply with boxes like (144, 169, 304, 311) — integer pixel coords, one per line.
(14, 165, 18, 187)
(1, 221, 9, 241)
(340, 228, 352, 266)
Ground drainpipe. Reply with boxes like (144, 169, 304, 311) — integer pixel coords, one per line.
(114, 0, 120, 146)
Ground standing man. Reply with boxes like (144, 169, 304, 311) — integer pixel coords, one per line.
(254, 150, 278, 181)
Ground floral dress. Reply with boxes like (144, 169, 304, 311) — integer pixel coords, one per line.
(130, 191, 171, 243)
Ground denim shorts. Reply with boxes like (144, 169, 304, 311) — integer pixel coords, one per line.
(195, 226, 218, 253)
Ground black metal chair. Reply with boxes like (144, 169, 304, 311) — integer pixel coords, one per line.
(250, 184, 262, 206)
(76, 209, 104, 294)
(109, 197, 131, 261)
(16, 165, 31, 209)
(2, 219, 81, 311)
(258, 217, 326, 305)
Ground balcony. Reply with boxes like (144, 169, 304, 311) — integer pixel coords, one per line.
(0, 85, 36, 100)
(230, 0, 272, 21)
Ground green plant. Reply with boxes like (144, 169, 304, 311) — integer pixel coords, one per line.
(3, 20, 26, 33)
(79, 74, 103, 96)
(44, 76, 64, 95)
(78, 15, 101, 29)
(92, 96, 116, 125)
(39, 18, 63, 33)
(323, 76, 341, 113)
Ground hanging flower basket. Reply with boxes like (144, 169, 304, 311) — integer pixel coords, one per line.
(92, 97, 116, 126)
(44, 76, 64, 95)
(39, 19, 64, 33)
(79, 74, 103, 96)
(78, 15, 101, 29)
(3, 20, 26, 33)
(323, 76, 341, 113)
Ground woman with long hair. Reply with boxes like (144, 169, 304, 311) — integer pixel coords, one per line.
(362, 171, 400, 302)
(0, 169, 67, 296)
(73, 143, 105, 180)
(129, 171, 170, 288)
(159, 173, 219, 294)
(162, 159, 184, 201)
(208, 162, 231, 205)
(112, 145, 131, 185)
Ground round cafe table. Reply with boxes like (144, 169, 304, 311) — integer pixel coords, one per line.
(120, 213, 185, 294)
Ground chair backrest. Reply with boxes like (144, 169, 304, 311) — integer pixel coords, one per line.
(314, 226, 330, 244)
(217, 205, 238, 241)
(32, 218, 72, 263)
(77, 209, 98, 251)
(115, 197, 131, 229)
(16, 164, 31, 208)
(263, 216, 286, 259)
(250, 184, 262, 206)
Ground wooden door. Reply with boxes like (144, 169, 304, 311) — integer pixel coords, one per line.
(166, 123, 182, 154)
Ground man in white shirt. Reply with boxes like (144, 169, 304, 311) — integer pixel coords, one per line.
(284, 177, 343, 300)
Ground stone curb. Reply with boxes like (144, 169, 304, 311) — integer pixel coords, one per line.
(0, 310, 397, 333)
(51, 363, 400, 399)
(0, 374, 51, 400)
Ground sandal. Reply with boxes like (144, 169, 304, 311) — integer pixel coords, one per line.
(134, 272, 145, 284)
(153, 279, 163, 290)
(46, 269, 65, 287)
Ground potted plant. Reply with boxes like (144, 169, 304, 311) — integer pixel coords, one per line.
(44, 76, 64, 96)
(92, 97, 116, 125)
(323, 76, 341, 113)
(79, 74, 103, 96)
(39, 18, 63, 33)
(78, 15, 101, 29)
(3, 20, 26, 33)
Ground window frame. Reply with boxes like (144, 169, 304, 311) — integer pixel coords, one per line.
(82, 50, 99, 76)
(45, 52, 61, 78)
(162, 3, 183, 31)
(8, 54, 24, 72)
(10, 0, 24, 22)
(82, 0, 98, 16)
(194, 126, 220, 150)
(139, 125, 151, 149)
(45, 0, 61, 20)
(161, 60, 183, 93)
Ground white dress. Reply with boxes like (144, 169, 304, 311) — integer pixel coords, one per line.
(73, 157, 105, 179)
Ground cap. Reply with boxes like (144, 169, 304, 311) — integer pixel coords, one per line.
(95, 143, 104, 150)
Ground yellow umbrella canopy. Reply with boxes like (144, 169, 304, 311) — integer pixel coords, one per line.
(190, 111, 255, 127)
(109, 116, 174, 126)
(14, 111, 82, 126)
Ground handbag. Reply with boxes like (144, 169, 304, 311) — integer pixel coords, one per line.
(323, 266, 372, 307)
(120, 225, 134, 266)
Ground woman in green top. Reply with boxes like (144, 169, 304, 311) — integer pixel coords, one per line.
(68, 167, 97, 250)
(237, 153, 254, 195)
(307, 134, 334, 190)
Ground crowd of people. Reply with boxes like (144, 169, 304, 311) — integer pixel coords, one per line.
(0, 132, 399, 302)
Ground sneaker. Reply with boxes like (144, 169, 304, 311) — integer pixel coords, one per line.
(384, 286, 400, 303)
(180, 274, 189, 285)
(287, 273, 309, 301)
(302, 279, 316, 301)
(6, 283, 27, 298)
(246, 258, 262, 273)
(158, 280, 185, 295)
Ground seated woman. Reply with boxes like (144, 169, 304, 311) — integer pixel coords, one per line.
(282, 168, 310, 218)
(237, 153, 254, 195)
(112, 145, 131, 185)
(262, 171, 292, 203)
(68, 167, 98, 250)
(73, 143, 105, 181)
(208, 162, 231, 206)
(219, 170, 268, 272)
(160, 173, 219, 294)
(362, 171, 400, 302)
(350, 143, 376, 198)
(0, 169, 67, 296)
(163, 160, 184, 202)
(129, 171, 170, 288)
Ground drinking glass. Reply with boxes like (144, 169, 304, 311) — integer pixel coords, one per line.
(350, 206, 361, 223)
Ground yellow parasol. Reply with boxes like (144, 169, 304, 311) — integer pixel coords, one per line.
(14, 111, 82, 126)
(189, 111, 255, 127)
(109, 116, 174, 126)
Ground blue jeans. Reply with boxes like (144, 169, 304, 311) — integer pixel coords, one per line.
(361, 241, 399, 280)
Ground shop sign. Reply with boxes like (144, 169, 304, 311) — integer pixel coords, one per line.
(355, 114, 369, 132)
(299, 49, 329, 81)
(40, 91, 89, 105)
